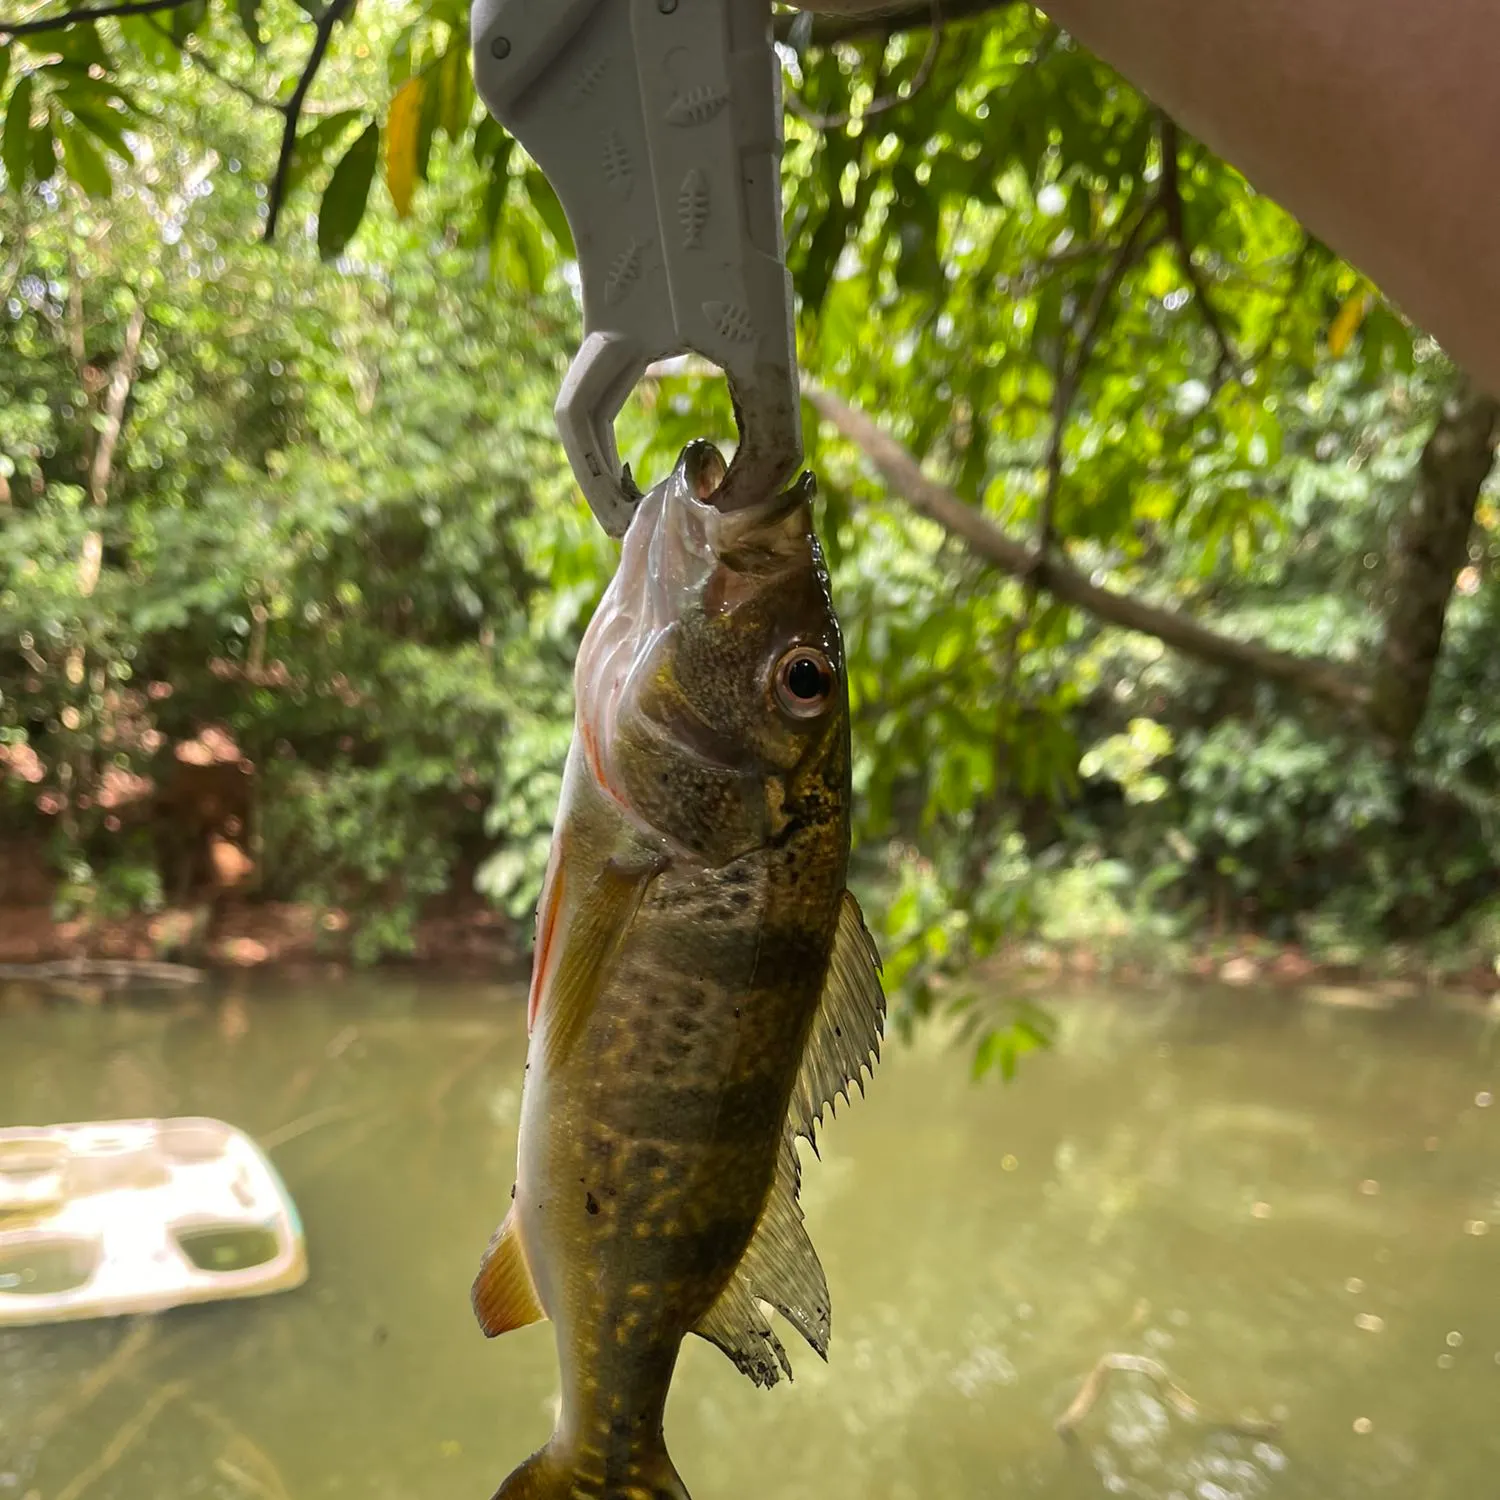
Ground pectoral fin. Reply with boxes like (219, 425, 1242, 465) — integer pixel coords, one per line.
(536, 856, 658, 1071)
(472, 1208, 545, 1338)
(788, 890, 886, 1147)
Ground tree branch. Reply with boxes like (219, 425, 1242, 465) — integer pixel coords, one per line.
(77, 298, 145, 598)
(775, 0, 1016, 47)
(806, 382, 1373, 716)
(263, 0, 356, 243)
(1038, 202, 1160, 560)
(784, 5, 943, 133)
(0, 0, 192, 36)
(143, 16, 282, 114)
(1157, 115, 1238, 381)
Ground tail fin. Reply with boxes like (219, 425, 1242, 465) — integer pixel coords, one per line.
(493, 1442, 689, 1500)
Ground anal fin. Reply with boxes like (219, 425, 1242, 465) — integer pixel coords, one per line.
(691, 1132, 830, 1386)
(692, 1270, 792, 1390)
(472, 1208, 546, 1338)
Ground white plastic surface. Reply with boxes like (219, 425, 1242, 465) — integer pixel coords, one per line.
(0, 1117, 307, 1327)
(472, 0, 801, 535)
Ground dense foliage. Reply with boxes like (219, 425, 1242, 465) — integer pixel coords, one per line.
(3, 3, 1499, 1037)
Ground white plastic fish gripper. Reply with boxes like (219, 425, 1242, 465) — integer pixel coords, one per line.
(471, 0, 802, 538)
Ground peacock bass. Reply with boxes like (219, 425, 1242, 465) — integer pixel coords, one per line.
(473, 440, 884, 1500)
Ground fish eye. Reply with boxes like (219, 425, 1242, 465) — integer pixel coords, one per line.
(773, 647, 835, 719)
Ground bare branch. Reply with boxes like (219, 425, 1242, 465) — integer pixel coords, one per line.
(143, 16, 282, 114)
(774, 0, 1017, 47)
(77, 299, 145, 598)
(1157, 115, 1238, 381)
(785, 3, 943, 133)
(0, 0, 193, 37)
(806, 382, 1373, 717)
(263, 0, 357, 243)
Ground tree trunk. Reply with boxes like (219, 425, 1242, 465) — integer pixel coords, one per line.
(1369, 377, 1499, 748)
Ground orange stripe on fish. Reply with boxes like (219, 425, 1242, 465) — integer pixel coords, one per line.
(527, 831, 567, 1035)
(579, 704, 634, 818)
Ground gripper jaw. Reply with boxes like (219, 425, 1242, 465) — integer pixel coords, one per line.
(472, 0, 802, 537)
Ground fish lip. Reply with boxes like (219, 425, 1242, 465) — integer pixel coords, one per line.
(572, 449, 717, 824)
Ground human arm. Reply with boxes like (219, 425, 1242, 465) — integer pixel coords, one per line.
(793, 0, 1500, 395)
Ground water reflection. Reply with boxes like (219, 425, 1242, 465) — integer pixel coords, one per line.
(0, 977, 1497, 1498)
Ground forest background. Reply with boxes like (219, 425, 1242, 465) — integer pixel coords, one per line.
(3, 0, 1499, 1066)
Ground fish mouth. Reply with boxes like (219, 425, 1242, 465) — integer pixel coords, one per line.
(573, 442, 810, 812)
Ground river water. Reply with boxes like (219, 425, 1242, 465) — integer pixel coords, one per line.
(2, 973, 1498, 1500)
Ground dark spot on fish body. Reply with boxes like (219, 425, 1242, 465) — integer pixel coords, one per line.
(632, 1142, 672, 1175)
(509, 1181, 516, 1200)
(587, 1192, 601, 1216)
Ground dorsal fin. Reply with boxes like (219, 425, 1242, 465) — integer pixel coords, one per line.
(788, 890, 885, 1147)
(691, 891, 883, 1389)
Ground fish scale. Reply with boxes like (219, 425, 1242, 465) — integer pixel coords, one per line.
(472, 447, 884, 1500)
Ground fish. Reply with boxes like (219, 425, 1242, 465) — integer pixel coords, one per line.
(473, 439, 885, 1500)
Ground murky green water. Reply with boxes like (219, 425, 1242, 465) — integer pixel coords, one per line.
(2, 973, 1499, 1499)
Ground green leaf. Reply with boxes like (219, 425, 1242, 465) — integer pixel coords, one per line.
(3, 74, 31, 190)
(0, 45, 11, 100)
(169, 0, 208, 43)
(478, 134, 515, 241)
(62, 98, 134, 163)
(472, 113, 505, 168)
(436, 43, 472, 139)
(386, 23, 416, 89)
(287, 109, 360, 194)
(47, 21, 110, 71)
(318, 121, 380, 260)
(30, 111, 56, 185)
(523, 167, 573, 257)
(236, 0, 265, 50)
(117, 17, 179, 69)
(61, 123, 112, 198)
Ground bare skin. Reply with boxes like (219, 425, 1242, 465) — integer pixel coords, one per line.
(796, 0, 1500, 396)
